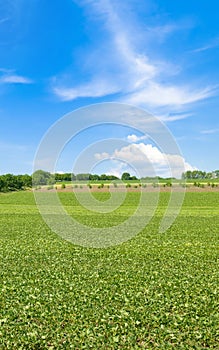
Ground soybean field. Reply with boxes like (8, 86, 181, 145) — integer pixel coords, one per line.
(0, 191, 218, 349)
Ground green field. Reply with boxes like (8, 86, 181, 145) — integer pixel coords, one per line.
(0, 191, 219, 349)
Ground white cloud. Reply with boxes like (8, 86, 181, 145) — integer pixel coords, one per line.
(53, 79, 120, 101)
(201, 128, 219, 135)
(95, 142, 195, 178)
(192, 37, 219, 53)
(0, 73, 33, 84)
(146, 19, 195, 43)
(52, 0, 216, 111)
(127, 134, 148, 142)
(158, 113, 192, 122)
(95, 151, 109, 160)
(105, 161, 127, 178)
(122, 82, 216, 108)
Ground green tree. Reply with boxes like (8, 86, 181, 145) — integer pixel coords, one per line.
(89, 174, 100, 181)
(76, 173, 90, 181)
(121, 172, 131, 181)
(213, 170, 219, 178)
(32, 170, 55, 186)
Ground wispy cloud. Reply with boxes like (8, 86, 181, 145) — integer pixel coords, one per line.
(146, 19, 195, 43)
(53, 0, 216, 111)
(0, 75, 33, 84)
(0, 71, 33, 84)
(0, 17, 9, 25)
(201, 128, 219, 134)
(53, 79, 120, 101)
(122, 83, 216, 108)
(158, 112, 193, 122)
(192, 37, 219, 53)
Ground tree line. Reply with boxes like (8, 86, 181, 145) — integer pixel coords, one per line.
(182, 170, 219, 179)
(0, 174, 32, 192)
(0, 170, 138, 192)
(0, 169, 218, 192)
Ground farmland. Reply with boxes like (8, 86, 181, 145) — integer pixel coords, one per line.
(0, 191, 219, 349)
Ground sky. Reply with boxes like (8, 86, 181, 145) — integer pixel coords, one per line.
(0, 0, 219, 177)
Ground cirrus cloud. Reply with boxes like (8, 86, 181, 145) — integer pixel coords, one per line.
(52, 0, 217, 117)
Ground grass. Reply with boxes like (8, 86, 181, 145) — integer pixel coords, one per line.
(0, 191, 219, 349)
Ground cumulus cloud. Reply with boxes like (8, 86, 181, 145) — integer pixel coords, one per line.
(127, 134, 148, 142)
(95, 142, 195, 178)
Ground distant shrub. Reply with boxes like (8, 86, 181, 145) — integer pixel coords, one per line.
(61, 183, 66, 189)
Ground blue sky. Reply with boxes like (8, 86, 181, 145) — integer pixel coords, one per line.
(0, 0, 219, 176)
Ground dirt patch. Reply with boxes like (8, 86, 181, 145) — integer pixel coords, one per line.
(33, 184, 219, 193)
